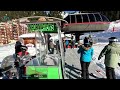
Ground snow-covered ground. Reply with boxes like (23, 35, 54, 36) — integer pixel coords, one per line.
(0, 42, 120, 79)
(0, 43, 15, 67)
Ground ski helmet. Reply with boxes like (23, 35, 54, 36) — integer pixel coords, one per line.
(109, 37, 118, 42)
(21, 45, 28, 51)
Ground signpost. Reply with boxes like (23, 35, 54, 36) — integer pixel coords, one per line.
(25, 21, 65, 79)
(27, 23, 58, 33)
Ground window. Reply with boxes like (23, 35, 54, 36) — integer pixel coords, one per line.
(64, 15, 70, 23)
(70, 15, 76, 23)
(88, 14, 95, 22)
(82, 14, 89, 22)
(76, 15, 82, 23)
(101, 15, 109, 22)
(94, 14, 102, 21)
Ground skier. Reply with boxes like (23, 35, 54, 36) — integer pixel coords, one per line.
(49, 39, 55, 54)
(15, 41, 22, 55)
(17, 46, 29, 57)
(98, 37, 120, 79)
(56, 39, 66, 56)
(56, 40, 60, 54)
(15, 46, 29, 79)
(14, 41, 23, 63)
(83, 37, 89, 44)
(62, 38, 66, 56)
(47, 34, 51, 53)
(77, 42, 94, 79)
(71, 35, 75, 49)
(88, 35, 93, 46)
(65, 40, 69, 48)
(14, 45, 29, 67)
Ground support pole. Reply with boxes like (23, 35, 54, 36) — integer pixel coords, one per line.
(57, 23, 66, 79)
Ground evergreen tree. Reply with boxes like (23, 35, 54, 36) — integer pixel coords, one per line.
(48, 11, 62, 18)
(0, 11, 48, 22)
(0, 11, 120, 22)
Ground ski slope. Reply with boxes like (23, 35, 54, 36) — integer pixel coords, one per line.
(80, 29, 120, 42)
(80, 20, 120, 42)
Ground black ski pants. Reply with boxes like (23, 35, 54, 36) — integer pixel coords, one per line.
(80, 60, 90, 79)
(106, 66, 116, 79)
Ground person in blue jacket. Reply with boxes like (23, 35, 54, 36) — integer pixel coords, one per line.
(77, 42, 94, 79)
(65, 40, 69, 48)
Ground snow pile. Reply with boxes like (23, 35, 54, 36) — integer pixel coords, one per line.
(80, 31, 120, 43)
(93, 31, 120, 42)
(80, 20, 120, 43)
(0, 43, 15, 63)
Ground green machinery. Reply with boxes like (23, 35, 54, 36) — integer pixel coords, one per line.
(22, 19, 66, 79)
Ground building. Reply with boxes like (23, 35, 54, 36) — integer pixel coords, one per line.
(0, 22, 9, 45)
(0, 20, 28, 45)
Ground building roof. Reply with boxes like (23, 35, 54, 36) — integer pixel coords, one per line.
(18, 33, 41, 38)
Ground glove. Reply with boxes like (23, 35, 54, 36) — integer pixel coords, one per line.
(98, 56, 101, 60)
(77, 49, 80, 53)
(14, 61, 19, 67)
(118, 63, 120, 67)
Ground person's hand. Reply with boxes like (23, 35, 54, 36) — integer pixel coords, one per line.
(98, 57, 101, 60)
(118, 63, 120, 67)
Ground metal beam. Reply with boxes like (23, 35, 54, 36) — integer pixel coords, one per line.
(18, 16, 68, 24)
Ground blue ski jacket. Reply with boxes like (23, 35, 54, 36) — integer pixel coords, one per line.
(78, 45, 94, 62)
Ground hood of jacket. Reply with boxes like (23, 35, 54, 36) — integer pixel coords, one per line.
(81, 45, 91, 50)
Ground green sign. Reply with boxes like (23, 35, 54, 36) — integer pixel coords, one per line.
(26, 66, 63, 79)
(27, 23, 58, 33)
